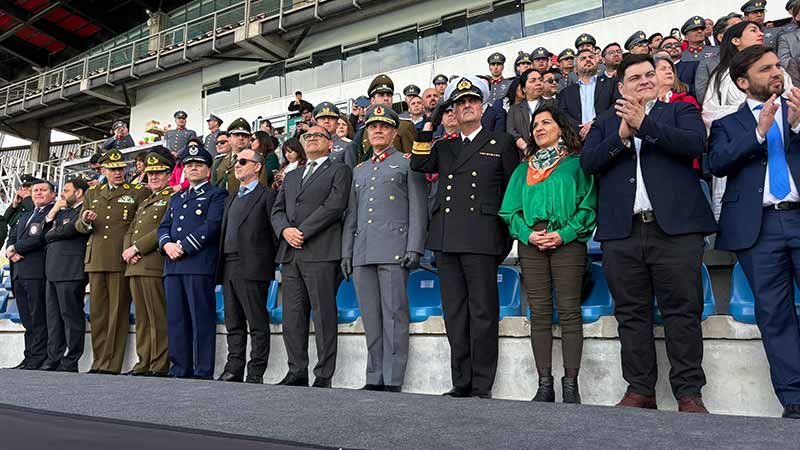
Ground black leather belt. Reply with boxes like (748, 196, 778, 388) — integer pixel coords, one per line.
(634, 210, 656, 223)
(769, 202, 800, 211)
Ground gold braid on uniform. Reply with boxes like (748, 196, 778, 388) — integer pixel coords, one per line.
(412, 141, 432, 155)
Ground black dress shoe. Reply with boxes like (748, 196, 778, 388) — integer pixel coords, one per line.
(471, 389, 492, 399)
(245, 377, 263, 384)
(384, 385, 402, 393)
(277, 373, 309, 387)
(22, 361, 43, 370)
(39, 363, 59, 371)
(312, 377, 332, 388)
(216, 371, 244, 382)
(532, 375, 555, 402)
(783, 405, 800, 419)
(97, 370, 118, 375)
(360, 384, 385, 391)
(442, 386, 472, 398)
(149, 372, 169, 378)
(56, 366, 78, 373)
(122, 370, 149, 376)
(86, 369, 100, 374)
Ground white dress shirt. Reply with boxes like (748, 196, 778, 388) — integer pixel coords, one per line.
(461, 126, 483, 143)
(302, 155, 329, 179)
(632, 100, 657, 214)
(746, 98, 800, 205)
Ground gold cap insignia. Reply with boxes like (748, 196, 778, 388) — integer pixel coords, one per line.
(321, 107, 331, 115)
(109, 152, 122, 161)
(693, 18, 702, 25)
(375, 106, 384, 115)
(147, 155, 158, 165)
(457, 78, 472, 90)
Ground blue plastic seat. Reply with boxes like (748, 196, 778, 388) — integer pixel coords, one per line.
(1, 298, 21, 323)
(0, 290, 9, 314)
(265, 280, 279, 324)
(654, 264, 716, 324)
(129, 302, 136, 325)
(215, 285, 224, 324)
(587, 237, 602, 261)
(533, 262, 614, 324)
(336, 278, 360, 323)
(407, 270, 443, 323)
(498, 266, 522, 318)
(728, 262, 800, 324)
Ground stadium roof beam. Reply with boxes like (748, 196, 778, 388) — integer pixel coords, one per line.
(0, 38, 50, 67)
(0, 0, 88, 54)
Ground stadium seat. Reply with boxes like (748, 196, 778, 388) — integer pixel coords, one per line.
(215, 285, 224, 324)
(497, 266, 522, 318)
(336, 279, 360, 324)
(266, 280, 279, 324)
(539, 262, 615, 324)
(407, 270, 443, 323)
(587, 237, 602, 261)
(0, 289, 9, 314)
(728, 263, 800, 324)
(1, 298, 21, 323)
(653, 264, 715, 323)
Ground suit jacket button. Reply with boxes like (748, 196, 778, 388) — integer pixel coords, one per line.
(445, 208, 450, 213)
(628, 178, 635, 184)
(447, 174, 453, 179)
(758, 188, 763, 193)
(762, 160, 767, 166)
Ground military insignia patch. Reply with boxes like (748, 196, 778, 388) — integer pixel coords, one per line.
(155, 200, 167, 207)
(109, 152, 122, 161)
(118, 195, 136, 204)
(29, 223, 40, 236)
(375, 106, 384, 116)
(403, 153, 411, 159)
(457, 78, 472, 90)
(189, 147, 199, 156)
(147, 155, 158, 165)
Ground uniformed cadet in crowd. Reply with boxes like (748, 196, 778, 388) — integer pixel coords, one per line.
(164, 110, 198, 153)
(531, 47, 552, 72)
(351, 75, 416, 164)
(625, 31, 651, 55)
(158, 142, 227, 379)
(120, 148, 175, 377)
(102, 121, 135, 151)
(341, 105, 427, 392)
(742, 0, 774, 47)
(210, 130, 230, 186)
(487, 52, 512, 105)
(76, 149, 151, 374)
(271, 124, 353, 388)
(557, 48, 577, 92)
(402, 84, 421, 111)
(216, 148, 278, 384)
(204, 114, 224, 157)
(432, 74, 448, 96)
(42, 177, 90, 373)
(514, 52, 533, 76)
(411, 76, 518, 399)
(313, 102, 356, 167)
(6, 180, 55, 370)
(682, 16, 720, 61)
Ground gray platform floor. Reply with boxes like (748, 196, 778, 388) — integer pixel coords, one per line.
(0, 369, 796, 450)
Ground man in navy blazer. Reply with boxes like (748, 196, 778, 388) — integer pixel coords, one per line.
(158, 142, 227, 379)
(582, 54, 717, 413)
(558, 48, 620, 139)
(5, 180, 55, 370)
(708, 45, 800, 419)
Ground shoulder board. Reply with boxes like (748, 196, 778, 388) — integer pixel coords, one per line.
(123, 183, 130, 189)
(135, 184, 143, 189)
(89, 185, 96, 190)
(403, 153, 411, 159)
(341, 137, 352, 143)
(214, 154, 225, 160)
(162, 189, 172, 196)
(356, 162, 365, 168)
(100, 184, 107, 190)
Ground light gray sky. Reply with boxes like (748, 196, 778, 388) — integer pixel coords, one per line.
(1, 130, 80, 148)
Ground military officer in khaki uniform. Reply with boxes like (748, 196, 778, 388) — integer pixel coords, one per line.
(213, 118, 271, 196)
(75, 149, 151, 374)
(120, 149, 175, 376)
(351, 74, 416, 164)
(341, 105, 428, 392)
(164, 110, 198, 153)
(313, 102, 356, 168)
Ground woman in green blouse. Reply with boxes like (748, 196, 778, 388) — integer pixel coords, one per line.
(499, 105, 597, 404)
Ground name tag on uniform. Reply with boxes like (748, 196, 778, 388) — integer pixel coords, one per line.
(118, 195, 135, 204)
(155, 200, 167, 207)
(479, 152, 501, 158)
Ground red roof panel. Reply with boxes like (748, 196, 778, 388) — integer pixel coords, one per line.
(75, 23, 99, 37)
(17, 0, 48, 12)
(43, 7, 69, 23)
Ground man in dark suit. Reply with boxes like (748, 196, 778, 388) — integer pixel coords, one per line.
(559, 48, 619, 140)
(5, 179, 56, 370)
(41, 178, 90, 372)
(271, 124, 352, 388)
(411, 76, 518, 398)
(581, 54, 717, 413)
(708, 46, 800, 419)
(158, 142, 227, 379)
(217, 148, 278, 384)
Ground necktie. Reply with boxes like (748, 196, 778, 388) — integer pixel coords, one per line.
(756, 104, 791, 199)
(238, 186, 248, 198)
(302, 161, 317, 186)
(463, 137, 471, 146)
(26, 208, 41, 228)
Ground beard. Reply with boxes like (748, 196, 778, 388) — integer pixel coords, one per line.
(750, 78, 784, 102)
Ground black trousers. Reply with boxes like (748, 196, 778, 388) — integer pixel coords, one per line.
(14, 278, 48, 367)
(281, 259, 339, 380)
(45, 280, 87, 370)
(436, 252, 499, 395)
(602, 220, 706, 399)
(222, 258, 271, 380)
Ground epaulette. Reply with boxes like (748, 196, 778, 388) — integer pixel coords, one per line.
(162, 189, 172, 195)
(89, 185, 96, 190)
(398, 116, 413, 122)
(403, 153, 411, 159)
(135, 184, 143, 189)
(213, 153, 225, 160)
(123, 183, 130, 189)
(356, 162, 365, 168)
(100, 184, 107, 190)
(341, 137, 352, 143)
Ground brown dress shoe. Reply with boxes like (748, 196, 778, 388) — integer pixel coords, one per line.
(678, 396, 709, 413)
(615, 390, 658, 409)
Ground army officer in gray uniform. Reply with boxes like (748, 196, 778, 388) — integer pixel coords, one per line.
(164, 110, 198, 154)
(341, 105, 427, 392)
(313, 101, 356, 168)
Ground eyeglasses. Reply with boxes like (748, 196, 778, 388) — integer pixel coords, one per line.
(303, 132, 329, 140)
(604, 50, 623, 56)
(236, 158, 259, 166)
(661, 43, 681, 50)
(216, 140, 228, 145)
(634, 42, 650, 48)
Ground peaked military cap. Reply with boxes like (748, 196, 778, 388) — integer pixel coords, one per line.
(444, 76, 489, 103)
(741, 0, 766, 13)
(403, 84, 421, 97)
(227, 117, 251, 135)
(353, 95, 371, 108)
(681, 16, 707, 35)
(206, 113, 223, 124)
(312, 101, 341, 120)
(487, 52, 506, 65)
(100, 149, 127, 169)
(558, 49, 576, 61)
(369, 74, 395, 96)
(173, 110, 188, 119)
(625, 31, 649, 50)
(144, 147, 174, 173)
(432, 74, 449, 85)
(575, 33, 596, 48)
(787, 0, 797, 11)
(112, 120, 127, 131)
(364, 105, 399, 128)
(531, 47, 552, 59)
(514, 52, 532, 66)
(181, 141, 212, 166)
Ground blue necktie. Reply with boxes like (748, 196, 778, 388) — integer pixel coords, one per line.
(238, 186, 248, 198)
(756, 104, 791, 199)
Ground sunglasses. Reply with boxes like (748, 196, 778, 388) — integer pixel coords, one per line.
(236, 158, 259, 166)
(303, 132, 329, 140)
(216, 140, 229, 145)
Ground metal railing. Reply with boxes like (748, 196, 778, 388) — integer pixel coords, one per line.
(0, 0, 320, 116)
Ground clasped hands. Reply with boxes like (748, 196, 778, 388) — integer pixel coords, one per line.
(760, 88, 800, 138)
(528, 229, 563, 251)
(615, 95, 647, 141)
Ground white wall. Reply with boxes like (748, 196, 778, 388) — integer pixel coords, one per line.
(129, 0, 768, 139)
(128, 71, 205, 141)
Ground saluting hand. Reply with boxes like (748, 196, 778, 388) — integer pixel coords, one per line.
(757, 94, 780, 139)
(786, 88, 800, 130)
